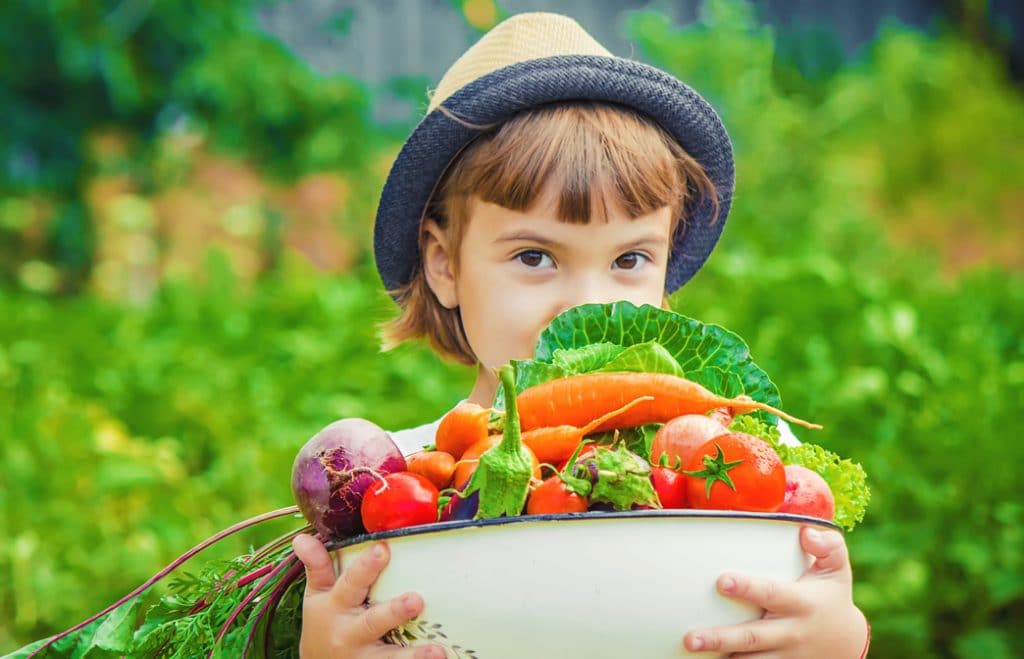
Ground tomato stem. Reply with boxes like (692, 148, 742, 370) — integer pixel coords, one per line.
(684, 443, 744, 500)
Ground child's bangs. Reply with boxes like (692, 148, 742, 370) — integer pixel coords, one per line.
(446, 102, 692, 226)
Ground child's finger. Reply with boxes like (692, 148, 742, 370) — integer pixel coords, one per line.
(683, 618, 794, 654)
(292, 534, 336, 594)
(346, 592, 424, 646)
(715, 572, 809, 615)
(371, 643, 446, 659)
(801, 526, 851, 576)
(331, 542, 389, 609)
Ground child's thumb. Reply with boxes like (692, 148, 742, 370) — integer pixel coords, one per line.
(292, 533, 337, 594)
(801, 526, 851, 576)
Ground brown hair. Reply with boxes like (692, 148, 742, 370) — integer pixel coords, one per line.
(382, 101, 718, 365)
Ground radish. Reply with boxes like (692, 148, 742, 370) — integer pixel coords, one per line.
(649, 413, 728, 469)
(291, 418, 407, 539)
(779, 464, 836, 521)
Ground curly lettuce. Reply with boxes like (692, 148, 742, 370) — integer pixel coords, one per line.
(729, 415, 870, 531)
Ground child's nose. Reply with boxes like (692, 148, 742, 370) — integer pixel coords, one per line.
(561, 274, 620, 310)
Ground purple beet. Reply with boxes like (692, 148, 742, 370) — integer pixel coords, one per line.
(291, 418, 406, 539)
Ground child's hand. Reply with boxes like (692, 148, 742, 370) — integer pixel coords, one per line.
(292, 534, 445, 659)
(683, 527, 868, 658)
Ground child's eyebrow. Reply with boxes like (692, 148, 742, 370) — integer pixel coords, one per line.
(493, 230, 568, 250)
(614, 235, 668, 252)
(494, 231, 666, 253)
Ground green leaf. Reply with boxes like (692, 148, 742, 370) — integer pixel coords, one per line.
(81, 599, 140, 657)
(595, 341, 684, 377)
(552, 342, 625, 372)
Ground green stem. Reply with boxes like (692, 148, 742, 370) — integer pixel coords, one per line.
(497, 364, 521, 454)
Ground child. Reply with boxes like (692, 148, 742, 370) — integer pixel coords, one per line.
(293, 13, 870, 658)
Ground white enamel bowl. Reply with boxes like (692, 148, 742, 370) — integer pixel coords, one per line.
(331, 510, 835, 659)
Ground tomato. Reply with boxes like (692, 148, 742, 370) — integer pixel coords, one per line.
(360, 472, 440, 532)
(435, 401, 490, 459)
(650, 414, 728, 470)
(778, 464, 835, 521)
(650, 465, 687, 509)
(526, 476, 588, 515)
(684, 432, 785, 512)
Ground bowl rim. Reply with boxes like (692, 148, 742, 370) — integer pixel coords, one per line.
(327, 509, 839, 550)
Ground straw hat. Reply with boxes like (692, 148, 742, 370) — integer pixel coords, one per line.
(374, 12, 734, 294)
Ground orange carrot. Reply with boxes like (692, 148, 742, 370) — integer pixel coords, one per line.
(406, 450, 457, 490)
(435, 401, 491, 460)
(516, 372, 822, 432)
(521, 395, 653, 465)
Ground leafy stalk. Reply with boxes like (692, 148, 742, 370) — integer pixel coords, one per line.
(26, 506, 300, 658)
(208, 553, 299, 656)
(463, 364, 534, 519)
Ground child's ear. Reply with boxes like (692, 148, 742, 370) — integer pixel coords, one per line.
(421, 218, 459, 309)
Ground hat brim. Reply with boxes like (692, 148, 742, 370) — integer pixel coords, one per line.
(374, 55, 734, 295)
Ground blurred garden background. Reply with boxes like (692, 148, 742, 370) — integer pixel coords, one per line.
(1, 0, 1022, 656)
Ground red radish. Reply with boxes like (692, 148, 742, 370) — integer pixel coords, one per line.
(650, 414, 729, 469)
(779, 464, 836, 521)
(650, 466, 687, 509)
(360, 472, 440, 532)
(291, 418, 407, 539)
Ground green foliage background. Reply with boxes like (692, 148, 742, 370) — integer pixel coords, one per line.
(2, 1, 1022, 656)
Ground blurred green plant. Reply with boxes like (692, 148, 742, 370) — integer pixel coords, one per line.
(2, 0, 1023, 657)
(0, 0, 384, 292)
(0, 255, 473, 652)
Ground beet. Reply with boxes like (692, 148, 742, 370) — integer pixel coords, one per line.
(291, 418, 407, 539)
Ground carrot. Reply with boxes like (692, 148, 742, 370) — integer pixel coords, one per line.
(516, 372, 822, 432)
(435, 401, 491, 460)
(406, 450, 457, 490)
(521, 395, 654, 465)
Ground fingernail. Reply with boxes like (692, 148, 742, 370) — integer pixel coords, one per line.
(373, 543, 386, 559)
(806, 528, 822, 543)
(402, 593, 418, 615)
(690, 634, 704, 651)
(720, 576, 735, 593)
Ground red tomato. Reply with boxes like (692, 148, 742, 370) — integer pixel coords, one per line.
(684, 432, 785, 512)
(650, 465, 687, 509)
(526, 476, 588, 515)
(360, 472, 440, 532)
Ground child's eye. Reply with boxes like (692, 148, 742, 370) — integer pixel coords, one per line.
(612, 252, 648, 270)
(516, 250, 554, 268)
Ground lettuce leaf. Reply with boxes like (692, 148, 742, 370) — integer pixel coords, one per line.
(728, 415, 871, 531)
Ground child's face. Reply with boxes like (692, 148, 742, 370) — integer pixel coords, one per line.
(423, 190, 673, 372)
